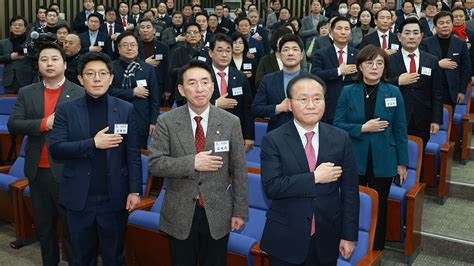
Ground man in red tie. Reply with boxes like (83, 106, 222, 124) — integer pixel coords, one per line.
(148, 60, 248, 265)
(259, 73, 359, 265)
(312, 17, 359, 124)
(359, 8, 400, 55)
(388, 17, 443, 149)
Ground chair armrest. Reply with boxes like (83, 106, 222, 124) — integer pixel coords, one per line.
(251, 242, 269, 258)
(0, 165, 12, 174)
(405, 183, 426, 200)
(228, 232, 258, 256)
(9, 178, 28, 191)
(357, 250, 382, 266)
(440, 142, 454, 153)
(128, 196, 156, 213)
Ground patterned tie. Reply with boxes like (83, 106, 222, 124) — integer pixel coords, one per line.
(382, 34, 388, 49)
(122, 16, 127, 29)
(108, 25, 113, 36)
(305, 132, 316, 236)
(338, 49, 344, 65)
(195, 116, 205, 208)
(408, 53, 416, 73)
(218, 71, 227, 96)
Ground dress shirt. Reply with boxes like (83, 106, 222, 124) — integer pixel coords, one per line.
(89, 31, 98, 46)
(189, 104, 210, 138)
(212, 65, 229, 96)
(294, 120, 320, 163)
(401, 48, 420, 74)
(414, 4, 422, 15)
(377, 30, 390, 48)
(334, 44, 348, 76)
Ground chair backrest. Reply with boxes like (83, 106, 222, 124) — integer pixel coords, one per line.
(150, 189, 166, 213)
(0, 97, 16, 115)
(405, 136, 423, 188)
(430, 105, 451, 145)
(254, 122, 268, 147)
(140, 149, 153, 198)
(247, 173, 271, 210)
(8, 136, 28, 178)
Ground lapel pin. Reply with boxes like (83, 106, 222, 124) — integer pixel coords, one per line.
(66, 95, 70, 98)
(113, 108, 118, 112)
(233, 77, 236, 80)
(216, 130, 220, 134)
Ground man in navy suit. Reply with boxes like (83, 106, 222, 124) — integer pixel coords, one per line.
(236, 18, 265, 64)
(208, 34, 255, 151)
(49, 52, 142, 265)
(73, 0, 103, 34)
(79, 13, 113, 58)
(116, 1, 136, 31)
(260, 73, 359, 265)
(252, 34, 306, 132)
(100, 7, 125, 59)
(312, 17, 359, 124)
(389, 18, 443, 148)
(359, 9, 400, 54)
(420, 11, 471, 110)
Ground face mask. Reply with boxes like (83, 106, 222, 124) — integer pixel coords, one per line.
(98, 11, 105, 16)
(338, 8, 348, 15)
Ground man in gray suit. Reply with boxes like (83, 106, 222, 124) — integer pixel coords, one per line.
(0, 16, 36, 94)
(148, 60, 248, 265)
(7, 42, 83, 265)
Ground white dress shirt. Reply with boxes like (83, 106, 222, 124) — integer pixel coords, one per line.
(401, 48, 420, 73)
(377, 29, 390, 48)
(334, 44, 348, 76)
(189, 105, 210, 138)
(294, 120, 320, 163)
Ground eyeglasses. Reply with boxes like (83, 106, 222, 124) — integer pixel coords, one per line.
(214, 49, 232, 55)
(363, 60, 384, 68)
(292, 97, 324, 105)
(82, 71, 110, 79)
(119, 43, 138, 48)
(186, 31, 200, 35)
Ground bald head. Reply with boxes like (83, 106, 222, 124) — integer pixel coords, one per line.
(63, 34, 81, 57)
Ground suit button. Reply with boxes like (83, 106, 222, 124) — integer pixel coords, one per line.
(87, 172, 90, 175)
(198, 182, 202, 185)
(192, 198, 196, 202)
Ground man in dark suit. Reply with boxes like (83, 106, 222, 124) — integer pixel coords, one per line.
(116, 1, 136, 31)
(7, 42, 83, 266)
(27, 6, 47, 34)
(108, 31, 160, 149)
(73, 0, 102, 34)
(208, 34, 255, 151)
(236, 18, 265, 64)
(260, 73, 359, 265)
(252, 34, 306, 132)
(0, 16, 36, 94)
(131, 2, 144, 25)
(389, 18, 443, 150)
(420, 11, 471, 110)
(312, 17, 359, 124)
(79, 13, 113, 58)
(248, 10, 270, 54)
(359, 8, 400, 54)
(420, 0, 437, 38)
(100, 7, 125, 59)
(148, 60, 248, 265)
(63, 33, 82, 85)
(215, 3, 235, 35)
(156, 2, 172, 28)
(49, 52, 141, 266)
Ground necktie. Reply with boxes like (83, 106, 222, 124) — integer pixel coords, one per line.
(122, 16, 127, 28)
(108, 25, 113, 36)
(408, 53, 416, 73)
(338, 49, 344, 65)
(194, 116, 205, 208)
(305, 132, 316, 236)
(250, 28, 255, 35)
(382, 34, 388, 49)
(218, 72, 227, 95)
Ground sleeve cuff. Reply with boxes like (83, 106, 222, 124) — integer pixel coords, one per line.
(40, 118, 48, 132)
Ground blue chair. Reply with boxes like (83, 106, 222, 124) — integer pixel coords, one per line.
(246, 121, 268, 170)
(0, 97, 16, 133)
(452, 84, 472, 164)
(423, 105, 454, 204)
(386, 135, 426, 264)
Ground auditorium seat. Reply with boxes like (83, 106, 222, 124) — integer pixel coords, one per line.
(246, 121, 268, 171)
(386, 135, 425, 264)
(0, 96, 20, 164)
(451, 84, 472, 164)
(423, 105, 454, 204)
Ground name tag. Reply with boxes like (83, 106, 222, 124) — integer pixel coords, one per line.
(116, 32, 121, 37)
(155, 32, 161, 37)
(98, 41, 105, 46)
(421, 67, 432, 76)
(232, 87, 243, 96)
(390, 44, 399, 50)
(205, 42, 210, 47)
(214, 140, 230, 152)
(137, 79, 147, 87)
(453, 53, 459, 56)
(198, 56, 207, 62)
(249, 47, 257, 54)
(385, 97, 397, 107)
(243, 63, 252, 70)
(155, 54, 163, 60)
(23, 48, 28, 54)
(114, 124, 128, 134)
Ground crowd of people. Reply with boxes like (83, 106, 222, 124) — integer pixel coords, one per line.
(1, 0, 472, 265)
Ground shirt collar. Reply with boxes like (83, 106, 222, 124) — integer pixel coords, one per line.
(401, 48, 419, 59)
(333, 44, 348, 54)
(293, 120, 319, 141)
(188, 104, 210, 122)
(212, 65, 229, 76)
(44, 77, 66, 90)
(377, 29, 389, 37)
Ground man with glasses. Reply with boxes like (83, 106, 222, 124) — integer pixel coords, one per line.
(108, 31, 160, 149)
(49, 51, 141, 265)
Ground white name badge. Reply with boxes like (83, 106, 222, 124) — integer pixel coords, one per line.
(385, 97, 397, 107)
(232, 87, 243, 96)
(249, 47, 257, 54)
(114, 124, 128, 134)
(155, 32, 161, 37)
(453, 53, 459, 56)
(421, 67, 432, 76)
(98, 41, 105, 46)
(116, 32, 121, 37)
(214, 140, 230, 152)
(243, 63, 252, 70)
(390, 44, 399, 50)
(137, 79, 147, 87)
(198, 56, 207, 62)
(155, 54, 163, 60)
(23, 48, 28, 54)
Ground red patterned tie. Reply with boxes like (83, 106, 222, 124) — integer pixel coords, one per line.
(305, 132, 316, 236)
(122, 16, 127, 29)
(218, 71, 227, 96)
(382, 34, 388, 49)
(408, 53, 416, 73)
(338, 49, 344, 65)
(195, 116, 205, 208)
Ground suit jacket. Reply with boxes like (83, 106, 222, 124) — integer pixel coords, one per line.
(161, 26, 185, 52)
(156, 14, 172, 28)
(466, 19, 474, 33)
(419, 18, 434, 38)
(78, 31, 113, 58)
(148, 104, 248, 240)
(219, 16, 235, 35)
(210, 67, 255, 140)
(109, 59, 160, 137)
(230, 56, 257, 95)
(333, 82, 409, 177)
(300, 14, 327, 40)
(359, 31, 400, 50)
(260, 121, 359, 264)
(49, 95, 141, 211)
(73, 11, 103, 33)
(252, 70, 307, 132)
(138, 39, 171, 93)
(266, 12, 278, 30)
(115, 14, 137, 30)
(388, 50, 443, 129)
(251, 26, 270, 54)
(7, 81, 84, 182)
(351, 27, 375, 48)
(100, 22, 125, 59)
(420, 35, 471, 102)
(247, 37, 265, 63)
(255, 53, 280, 90)
(311, 45, 359, 123)
(0, 38, 36, 88)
